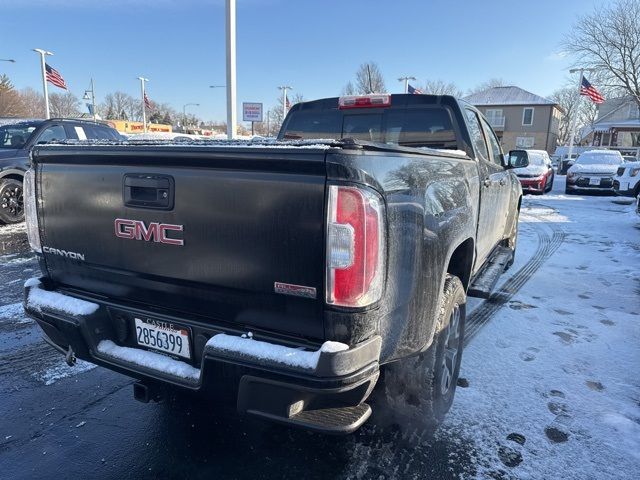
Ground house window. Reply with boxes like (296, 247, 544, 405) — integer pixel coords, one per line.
(522, 107, 534, 126)
(601, 132, 611, 146)
(485, 109, 504, 127)
(516, 136, 535, 148)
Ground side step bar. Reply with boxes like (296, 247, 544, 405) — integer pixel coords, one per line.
(468, 246, 513, 299)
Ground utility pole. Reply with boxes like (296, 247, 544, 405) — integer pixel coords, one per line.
(566, 68, 595, 163)
(33, 49, 53, 119)
(182, 103, 199, 133)
(137, 76, 149, 133)
(266, 109, 270, 137)
(398, 76, 417, 94)
(226, 0, 237, 139)
(278, 86, 292, 120)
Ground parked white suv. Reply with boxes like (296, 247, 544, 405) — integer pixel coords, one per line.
(613, 160, 640, 198)
(565, 150, 624, 194)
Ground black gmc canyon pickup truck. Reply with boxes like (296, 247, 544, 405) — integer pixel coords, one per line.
(23, 94, 526, 434)
(0, 118, 121, 224)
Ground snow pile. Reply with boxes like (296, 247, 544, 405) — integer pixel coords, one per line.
(25, 278, 98, 316)
(34, 360, 96, 386)
(97, 340, 200, 381)
(206, 333, 348, 371)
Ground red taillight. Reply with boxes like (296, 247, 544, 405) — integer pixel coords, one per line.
(338, 94, 391, 109)
(326, 185, 385, 307)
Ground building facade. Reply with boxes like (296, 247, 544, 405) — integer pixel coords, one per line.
(463, 86, 562, 154)
(590, 96, 640, 152)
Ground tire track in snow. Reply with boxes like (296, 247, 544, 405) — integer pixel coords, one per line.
(464, 207, 566, 345)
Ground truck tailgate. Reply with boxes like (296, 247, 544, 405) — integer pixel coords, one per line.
(34, 146, 329, 340)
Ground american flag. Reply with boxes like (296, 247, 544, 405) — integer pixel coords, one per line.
(408, 84, 423, 94)
(580, 77, 605, 104)
(45, 63, 67, 90)
(144, 92, 152, 110)
(285, 95, 291, 110)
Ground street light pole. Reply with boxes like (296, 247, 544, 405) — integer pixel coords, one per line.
(566, 68, 595, 163)
(182, 103, 200, 133)
(137, 76, 149, 133)
(33, 49, 53, 119)
(398, 76, 417, 94)
(225, 0, 237, 140)
(278, 86, 292, 120)
(83, 79, 96, 122)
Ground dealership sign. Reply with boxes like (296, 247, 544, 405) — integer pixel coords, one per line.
(242, 102, 263, 122)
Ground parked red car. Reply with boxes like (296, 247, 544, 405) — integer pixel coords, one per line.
(509, 149, 555, 194)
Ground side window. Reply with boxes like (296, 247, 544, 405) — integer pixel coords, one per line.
(480, 117, 503, 167)
(465, 109, 489, 162)
(36, 125, 67, 143)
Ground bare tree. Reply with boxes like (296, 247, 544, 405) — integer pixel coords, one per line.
(100, 91, 135, 120)
(269, 92, 304, 132)
(49, 92, 81, 118)
(563, 0, 640, 107)
(550, 86, 599, 145)
(19, 88, 45, 117)
(467, 78, 506, 95)
(421, 79, 464, 97)
(342, 81, 356, 96)
(354, 62, 386, 94)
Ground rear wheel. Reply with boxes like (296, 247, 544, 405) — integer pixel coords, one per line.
(0, 178, 24, 224)
(377, 275, 466, 427)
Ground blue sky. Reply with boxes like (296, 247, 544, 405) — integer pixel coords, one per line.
(0, 0, 608, 123)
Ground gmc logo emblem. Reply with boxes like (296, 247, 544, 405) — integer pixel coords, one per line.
(114, 218, 184, 246)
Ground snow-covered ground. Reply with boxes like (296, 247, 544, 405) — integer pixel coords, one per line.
(440, 180, 640, 479)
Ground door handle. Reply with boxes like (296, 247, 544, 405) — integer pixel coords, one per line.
(483, 178, 492, 188)
(123, 174, 175, 210)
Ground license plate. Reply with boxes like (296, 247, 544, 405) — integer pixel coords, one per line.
(620, 181, 629, 190)
(589, 177, 600, 186)
(134, 318, 191, 359)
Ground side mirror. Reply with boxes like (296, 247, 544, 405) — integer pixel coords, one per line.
(507, 151, 529, 169)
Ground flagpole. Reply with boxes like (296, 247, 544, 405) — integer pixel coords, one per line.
(226, 0, 237, 140)
(278, 86, 291, 121)
(398, 76, 416, 94)
(138, 76, 149, 133)
(91, 78, 96, 122)
(565, 69, 585, 165)
(33, 49, 53, 119)
(566, 67, 598, 163)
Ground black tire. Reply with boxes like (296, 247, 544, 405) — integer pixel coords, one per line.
(545, 175, 554, 193)
(0, 178, 24, 224)
(504, 207, 519, 271)
(376, 275, 466, 427)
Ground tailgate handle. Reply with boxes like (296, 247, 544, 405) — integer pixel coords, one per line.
(123, 174, 174, 210)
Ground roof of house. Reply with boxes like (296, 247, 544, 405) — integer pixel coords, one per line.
(462, 86, 557, 106)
